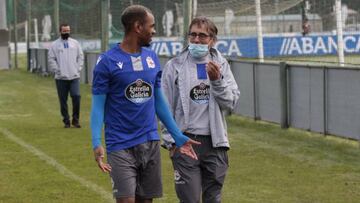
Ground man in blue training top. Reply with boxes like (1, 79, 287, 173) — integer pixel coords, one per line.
(90, 5, 200, 203)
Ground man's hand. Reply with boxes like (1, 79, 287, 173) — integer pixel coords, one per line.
(178, 139, 201, 160)
(206, 61, 221, 81)
(93, 146, 112, 173)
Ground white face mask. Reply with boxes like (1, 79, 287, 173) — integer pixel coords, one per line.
(188, 43, 209, 58)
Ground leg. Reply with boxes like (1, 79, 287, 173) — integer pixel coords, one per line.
(135, 197, 152, 203)
(135, 141, 162, 200)
(171, 148, 201, 203)
(116, 198, 135, 203)
(115, 198, 152, 203)
(69, 78, 81, 127)
(55, 79, 70, 127)
(107, 150, 137, 202)
(201, 148, 228, 203)
(116, 198, 153, 203)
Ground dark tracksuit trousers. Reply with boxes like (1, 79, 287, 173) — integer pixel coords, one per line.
(171, 133, 229, 203)
(55, 78, 81, 125)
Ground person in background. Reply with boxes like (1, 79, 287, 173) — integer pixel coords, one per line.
(302, 18, 311, 36)
(161, 16, 240, 203)
(90, 5, 200, 203)
(48, 23, 84, 128)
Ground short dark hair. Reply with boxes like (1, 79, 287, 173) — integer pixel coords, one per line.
(59, 23, 70, 32)
(189, 16, 218, 41)
(121, 5, 152, 34)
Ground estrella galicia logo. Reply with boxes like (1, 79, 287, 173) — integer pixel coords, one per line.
(190, 82, 210, 104)
(125, 79, 152, 104)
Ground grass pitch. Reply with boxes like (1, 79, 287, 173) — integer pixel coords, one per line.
(1, 55, 360, 202)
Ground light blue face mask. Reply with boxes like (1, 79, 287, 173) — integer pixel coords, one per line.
(188, 43, 209, 58)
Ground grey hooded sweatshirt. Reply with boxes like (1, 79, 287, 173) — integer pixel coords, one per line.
(161, 47, 240, 149)
(48, 37, 84, 80)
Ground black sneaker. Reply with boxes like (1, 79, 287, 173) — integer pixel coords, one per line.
(64, 123, 71, 128)
(72, 120, 81, 128)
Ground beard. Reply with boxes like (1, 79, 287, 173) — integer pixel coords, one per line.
(140, 39, 151, 47)
(142, 42, 151, 47)
(139, 34, 152, 47)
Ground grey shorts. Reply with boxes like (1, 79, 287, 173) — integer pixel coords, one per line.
(107, 141, 162, 199)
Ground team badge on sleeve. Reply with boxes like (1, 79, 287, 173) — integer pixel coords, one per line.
(125, 79, 152, 104)
(146, 56, 155, 68)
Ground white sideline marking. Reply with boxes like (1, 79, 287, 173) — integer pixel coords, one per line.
(0, 128, 113, 203)
(0, 114, 32, 118)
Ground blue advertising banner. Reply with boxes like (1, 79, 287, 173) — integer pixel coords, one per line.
(150, 32, 360, 58)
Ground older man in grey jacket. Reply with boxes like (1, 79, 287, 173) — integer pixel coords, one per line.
(48, 23, 84, 128)
(161, 17, 240, 203)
